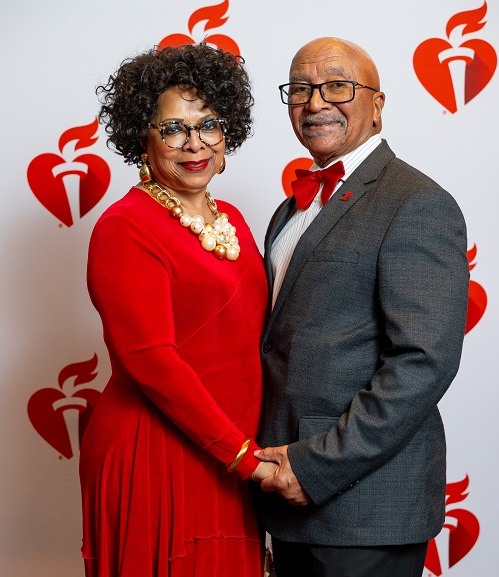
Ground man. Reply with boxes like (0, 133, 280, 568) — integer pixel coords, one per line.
(252, 37, 469, 577)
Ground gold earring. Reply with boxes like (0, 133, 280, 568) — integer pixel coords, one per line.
(139, 152, 152, 183)
(217, 157, 226, 174)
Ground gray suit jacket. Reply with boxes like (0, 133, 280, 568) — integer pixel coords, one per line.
(253, 140, 469, 546)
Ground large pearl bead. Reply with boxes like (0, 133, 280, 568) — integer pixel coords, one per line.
(201, 236, 217, 251)
(179, 214, 192, 227)
(226, 246, 239, 261)
(198, 229, 207, 239)
(213, 244, 227, 259)
(190, 221, 204, 234)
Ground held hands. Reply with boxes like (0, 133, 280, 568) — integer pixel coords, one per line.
(254, 445, 311, 506)
(250, 460, 279, 482)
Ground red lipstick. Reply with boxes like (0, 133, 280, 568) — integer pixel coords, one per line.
(179, 159, 210, 172)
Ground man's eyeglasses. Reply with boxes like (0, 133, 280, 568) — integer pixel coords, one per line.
(147, 118, 227, 148)
(279, 81, 378, 106)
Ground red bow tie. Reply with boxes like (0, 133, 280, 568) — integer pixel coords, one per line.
(291, 161, 345, 210)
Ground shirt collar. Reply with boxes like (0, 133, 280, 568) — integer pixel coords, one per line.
(310, 134, 383, 181)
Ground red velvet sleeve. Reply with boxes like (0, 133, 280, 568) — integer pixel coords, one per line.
(87, 211, 260, 479)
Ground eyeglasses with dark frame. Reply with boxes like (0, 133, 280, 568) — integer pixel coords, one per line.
(278, 81, 378, 106)
(147, 118, 228, 148)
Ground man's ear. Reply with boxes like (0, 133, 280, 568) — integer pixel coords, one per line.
(373, 91, 385, 127)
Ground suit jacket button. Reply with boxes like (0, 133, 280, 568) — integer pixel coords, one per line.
(263, 342, 271, 353)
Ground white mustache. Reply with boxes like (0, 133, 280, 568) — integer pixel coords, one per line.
(301, 114, 346, 129)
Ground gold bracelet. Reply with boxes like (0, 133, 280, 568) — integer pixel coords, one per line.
(227, 438, 252, 472)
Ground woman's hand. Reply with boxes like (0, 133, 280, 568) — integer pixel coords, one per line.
(250, 460, 278, 482)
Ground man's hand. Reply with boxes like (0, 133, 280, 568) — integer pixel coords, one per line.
(255, 445, 311, 506)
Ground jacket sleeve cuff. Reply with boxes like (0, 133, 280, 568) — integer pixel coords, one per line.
(287, 438, 332, 505)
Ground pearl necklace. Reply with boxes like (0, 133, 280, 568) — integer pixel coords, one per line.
(142, 180, 240, 261)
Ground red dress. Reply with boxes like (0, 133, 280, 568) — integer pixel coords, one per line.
(79, 187, 268, 577)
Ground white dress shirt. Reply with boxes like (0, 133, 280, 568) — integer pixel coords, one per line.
(270, 134, 382, 308)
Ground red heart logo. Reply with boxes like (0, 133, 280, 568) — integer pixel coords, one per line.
(413, 2, 497, 113)
(158, 32, 239, 55)
(465, 244, 487, 334)
(27, 153, 110, 227)
(446, 509, 481, 568)
(27, 119, 111, 227)
(282, 157, 314, 197)
(27, 387, 101, 459)
(27, 355, 102, 459)
(466, 280, 487, 333)
(158, 0, 240, 55)
(425, 476, 480, 575)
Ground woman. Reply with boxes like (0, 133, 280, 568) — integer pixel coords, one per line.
(79, 44, 275, 577)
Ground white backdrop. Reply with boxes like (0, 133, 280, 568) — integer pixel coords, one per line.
(1, 1, 497, 575)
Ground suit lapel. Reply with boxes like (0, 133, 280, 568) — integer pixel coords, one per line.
(265, 141, 396, 335)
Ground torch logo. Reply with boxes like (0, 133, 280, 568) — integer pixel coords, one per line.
(158, 0, 239, 54)
(27, 355, 102, 459)
(424, 476, 480, 576)
(413, 2, 497, 113)
(27, 118, 111, 227)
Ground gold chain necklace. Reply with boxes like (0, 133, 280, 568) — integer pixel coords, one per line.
(142, 180, 240, 261)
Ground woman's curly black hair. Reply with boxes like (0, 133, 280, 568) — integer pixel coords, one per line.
(97, 44, 254, 166)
